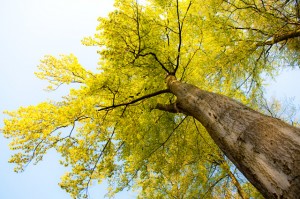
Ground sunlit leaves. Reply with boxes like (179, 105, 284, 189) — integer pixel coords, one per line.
(2, 0, 299, 198)
(35, 54, 93, 90)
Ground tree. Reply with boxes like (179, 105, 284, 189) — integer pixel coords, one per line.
(2, 0, 300, 198)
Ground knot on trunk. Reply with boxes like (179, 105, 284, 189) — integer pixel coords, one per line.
(165, 75, 177, 88)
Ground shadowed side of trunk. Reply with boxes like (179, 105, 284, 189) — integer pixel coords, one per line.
(166, 75, 300, 199)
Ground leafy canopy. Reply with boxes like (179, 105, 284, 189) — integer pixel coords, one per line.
(2, 0, 299, 198)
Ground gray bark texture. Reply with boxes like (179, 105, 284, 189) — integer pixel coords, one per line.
(166, 75, 300, 199)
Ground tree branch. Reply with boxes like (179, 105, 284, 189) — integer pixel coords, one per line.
(227, 25, 270, 36)
(258, 29, 300, 45)
(83, 128, 116, 197)
(175, 1, 192, 74)
(155, 103, 181, 113)
(175, 0, 182, 74)
(97, 89, 170, 112)
(221, 162, 249, 199)
(135, 0, 142, 54)
(155, 101, 191, 115)
(138, 52, 171, 74)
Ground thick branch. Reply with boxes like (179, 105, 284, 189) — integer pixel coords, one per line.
(155, 102, 190, 115)
(257, 29, 300, 46)
(155, 103, 181, 113)
(97, 89, 170, 111)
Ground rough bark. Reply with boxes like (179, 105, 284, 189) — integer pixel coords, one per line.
(257, 29, 300, 46)
(165, 75, 300, 199)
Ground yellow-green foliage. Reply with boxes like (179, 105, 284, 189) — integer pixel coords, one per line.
(2, 0, 299, 198)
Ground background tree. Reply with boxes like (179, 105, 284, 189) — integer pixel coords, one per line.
(2, 0, 300, 198)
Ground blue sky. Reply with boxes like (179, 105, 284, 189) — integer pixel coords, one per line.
(0, 0, 299, 199)
(0, 0, 136, 198)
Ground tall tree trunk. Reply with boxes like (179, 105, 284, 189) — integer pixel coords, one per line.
(165, 75, 300, 199)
